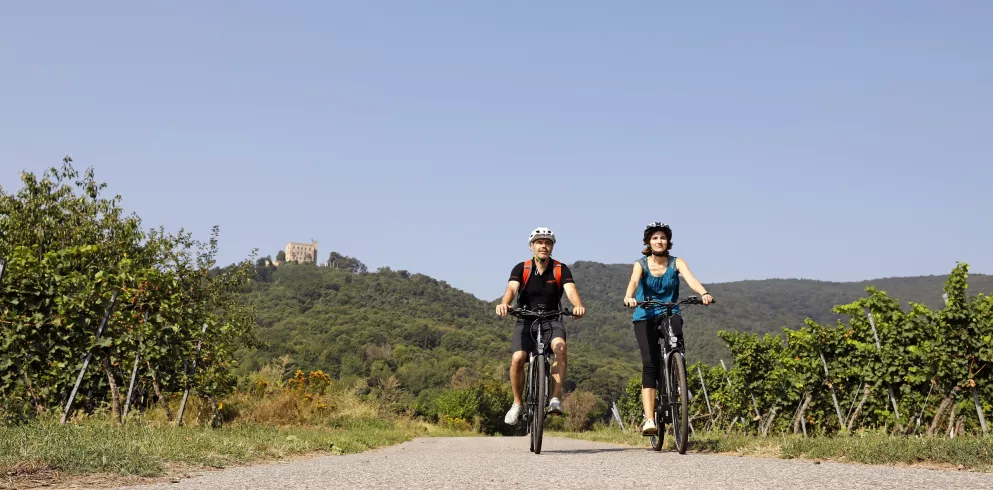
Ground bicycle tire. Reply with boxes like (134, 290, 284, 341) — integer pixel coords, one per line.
(670, 352, 689, 454)
(524, 361, 534, 445)
(527, 357, 537, 451)
(532, 355, 547, 454)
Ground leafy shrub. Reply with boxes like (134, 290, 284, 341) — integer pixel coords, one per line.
(563, 390, 607, 431)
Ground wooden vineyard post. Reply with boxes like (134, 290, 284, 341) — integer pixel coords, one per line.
(61, 290, 119, 424)
(865, 309, 904, 432)
(123, 310, 149, 419)
(697, 366, 714, 425)
(176, 323, 208, 426)
(818, 350, 846, 432)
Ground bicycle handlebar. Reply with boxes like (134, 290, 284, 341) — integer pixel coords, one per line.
(633, 295, 715, 308)
(507, 306, 574, 318)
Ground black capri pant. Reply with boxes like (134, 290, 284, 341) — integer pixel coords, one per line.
(633, 314, 684, 389)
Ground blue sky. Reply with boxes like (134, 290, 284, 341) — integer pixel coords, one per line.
(2, 1, 991, 301)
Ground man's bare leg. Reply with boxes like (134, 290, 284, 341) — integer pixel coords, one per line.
(548, 338, 567, 413)
(510, 351, 527, 405)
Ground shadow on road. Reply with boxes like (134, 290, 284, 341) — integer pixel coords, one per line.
(539, 447, 645, 455)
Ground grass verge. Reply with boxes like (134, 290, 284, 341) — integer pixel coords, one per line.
(0, 368, 484, 488)
(1, 419, 411, 476)
(0, 417, 467, 488)
(550, 427, 993, 472)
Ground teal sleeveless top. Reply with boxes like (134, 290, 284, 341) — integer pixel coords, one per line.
(632, 255, 680, 322)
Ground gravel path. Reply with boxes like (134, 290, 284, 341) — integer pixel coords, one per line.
(119, 436, 993, 489)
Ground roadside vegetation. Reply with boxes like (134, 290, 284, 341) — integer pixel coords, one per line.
(1, 360, 469, 488)
(553, 426, 993, 471)
(3, 157, 992, 487)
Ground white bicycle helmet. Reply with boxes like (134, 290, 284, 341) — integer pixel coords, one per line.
(528, 227, 556, 244)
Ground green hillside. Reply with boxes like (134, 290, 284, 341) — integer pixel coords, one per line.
(239, 254, 993, 416)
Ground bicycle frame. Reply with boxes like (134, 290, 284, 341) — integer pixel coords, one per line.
(524, 318, 552, 420)
(508, 306, 571, 454)
(655, 307, 684, 422)
(511, 307, 570, 379)
(529, 316, 554, 362)
(518, 311, 561, 412)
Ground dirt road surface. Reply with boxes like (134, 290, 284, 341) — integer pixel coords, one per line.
(118, 436, 993, 489)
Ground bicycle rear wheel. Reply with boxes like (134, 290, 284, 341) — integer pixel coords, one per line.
(669, 351, 689, 454)
(531, 355, 547, 454)
(649, 397, 665, 450)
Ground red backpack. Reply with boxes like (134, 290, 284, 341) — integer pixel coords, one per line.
(521, 259, 562, 289)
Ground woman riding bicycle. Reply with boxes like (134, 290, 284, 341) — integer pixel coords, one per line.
(622, 222, 714, 435)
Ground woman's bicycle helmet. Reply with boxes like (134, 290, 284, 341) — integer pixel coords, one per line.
(643, 222, 672, 242)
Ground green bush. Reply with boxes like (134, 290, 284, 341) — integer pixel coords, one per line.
(563, 390, 608, 431)
(431, 379, 513, 435)
(433, 388, 479, 422)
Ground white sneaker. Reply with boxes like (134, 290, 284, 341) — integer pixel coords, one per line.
(504, 404, 522, 425)
(547, 397, 563, 414)
(641, 418, 658, 435)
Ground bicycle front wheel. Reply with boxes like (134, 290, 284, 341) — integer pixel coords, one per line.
(531, 355, 547, 455)
(524, 360, 534, 444)
(669, 351, 689, 454)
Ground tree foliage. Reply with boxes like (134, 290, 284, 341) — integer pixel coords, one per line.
(0, 158, 258, 425)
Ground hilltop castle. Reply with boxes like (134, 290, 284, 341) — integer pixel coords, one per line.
(282, 240, 318, 265)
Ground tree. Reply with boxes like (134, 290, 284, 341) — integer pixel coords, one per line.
(0, 157, 258, 424)
(325, 252, 367, 273)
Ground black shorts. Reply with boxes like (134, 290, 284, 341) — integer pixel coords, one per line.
(511, 317, 566, 354)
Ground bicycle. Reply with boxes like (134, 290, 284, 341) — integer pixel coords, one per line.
(634, 295, 712, 454)
(507, 306, 573, 455)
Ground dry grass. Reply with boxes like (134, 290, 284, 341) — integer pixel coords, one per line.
(225, 387, 378, 427)
(0, 369, 472, 488)
(118, 365, 380, 430)
(1, 459, 60, 489)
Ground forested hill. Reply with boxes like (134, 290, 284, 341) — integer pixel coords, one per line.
(565, 260, 993, 365)
(239, 254, 993, 409)
(240, 258, 641, 404)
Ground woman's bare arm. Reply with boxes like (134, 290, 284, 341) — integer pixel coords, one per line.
(675, 257, 713, 304)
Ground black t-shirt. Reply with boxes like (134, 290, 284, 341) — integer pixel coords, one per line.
(508, 259, 575, 311)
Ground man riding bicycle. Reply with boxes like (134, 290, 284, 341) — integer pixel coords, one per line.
(496, 227, 586, 425)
